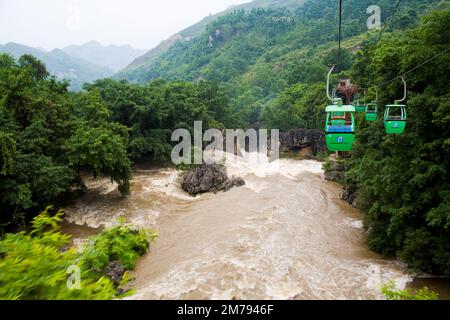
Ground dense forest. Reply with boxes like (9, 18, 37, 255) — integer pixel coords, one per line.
(0, 55, 233, 228)
(346, 8, 450, 276)
(0, 54, 130, 227)
(0, 0, 449, 299)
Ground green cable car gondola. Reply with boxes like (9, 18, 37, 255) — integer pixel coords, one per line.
(384, 78, 408, 134)
(352, 99, 366, 113)
(384, 101, 407, 134)
(325, 98, 356, 151)
(365, 102, 378, 121)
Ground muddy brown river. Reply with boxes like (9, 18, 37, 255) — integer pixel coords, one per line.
(64, 157, 450, 300)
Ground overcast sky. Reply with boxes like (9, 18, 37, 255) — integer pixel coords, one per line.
(0, 0, 251, 50)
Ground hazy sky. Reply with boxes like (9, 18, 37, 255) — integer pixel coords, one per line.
(0, 0, 251, 50)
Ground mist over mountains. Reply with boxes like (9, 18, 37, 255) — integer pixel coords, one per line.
(63, 41, 146, 72)
(0, 41, 144, 91)
(0, 0, 306, 91)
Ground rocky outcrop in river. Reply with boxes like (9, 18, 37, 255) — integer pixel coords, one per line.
(324, 159, 358, 208)
(279, 129, 327, 156)
(182, 165, 245, 196)
(324, 159, 346, 183)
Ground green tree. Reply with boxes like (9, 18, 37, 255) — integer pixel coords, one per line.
(0, 55, 131, 226)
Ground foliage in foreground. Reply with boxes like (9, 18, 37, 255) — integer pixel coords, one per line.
(0, 208, 156, 300)
(381, 282, 439, 300)
(82, 218, 158, 272)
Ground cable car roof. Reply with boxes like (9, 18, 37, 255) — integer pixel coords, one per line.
(326, 105, 356, 113)
(386, 104, 406, 107)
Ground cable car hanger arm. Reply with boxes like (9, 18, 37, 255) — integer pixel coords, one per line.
(397, 77, 407, 103)
(327, 65, 336, 102)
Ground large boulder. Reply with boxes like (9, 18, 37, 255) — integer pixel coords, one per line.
(279, 129, 327, 155)
(181, 165, 245, 196)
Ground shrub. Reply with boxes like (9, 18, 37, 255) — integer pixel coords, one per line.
(0, 208, 156, 300)
(82, 219, 158, 271)
(381, 282, 439, 300)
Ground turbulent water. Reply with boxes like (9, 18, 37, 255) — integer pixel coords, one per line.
(65, 155, 425, 300)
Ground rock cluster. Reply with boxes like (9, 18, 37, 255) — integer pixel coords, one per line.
(181, 165, 245, 196)
(279, 129, 327, 155)
(104, 260, 125, 285)
(324, 160, 346, 183)
(339, 189, 358, 208)
(324, 159, 358, 208)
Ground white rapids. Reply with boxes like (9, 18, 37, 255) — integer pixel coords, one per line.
(65, 154, 413, 300)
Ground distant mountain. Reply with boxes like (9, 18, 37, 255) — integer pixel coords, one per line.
(63, 41, 146, 72)
(0, 42, 114, 91)
(0, 43, 46, 60)
(120, 0, 305, 74)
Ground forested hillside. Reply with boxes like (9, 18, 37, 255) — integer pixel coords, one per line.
(117, 0, 442, 126)
(83, 79, 234, 160)
(123, 0, 306, 72)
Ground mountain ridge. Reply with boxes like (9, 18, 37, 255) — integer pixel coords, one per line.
(62, 41, 146, 72)
(0, 42, 114, 91)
